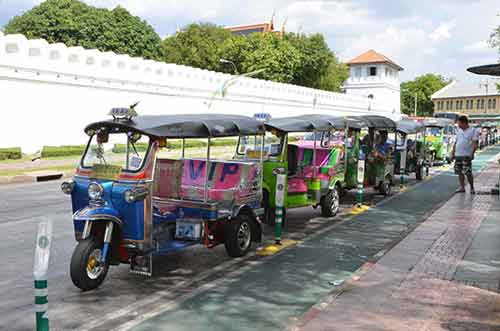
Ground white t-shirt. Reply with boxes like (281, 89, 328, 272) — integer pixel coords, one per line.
(455, 127, 479, 157)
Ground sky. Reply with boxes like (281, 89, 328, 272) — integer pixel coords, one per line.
(1, 0, 499, 84)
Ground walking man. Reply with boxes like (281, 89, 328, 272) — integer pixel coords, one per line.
(451, 115, 479, 193)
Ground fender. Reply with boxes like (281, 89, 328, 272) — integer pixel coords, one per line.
(73, 205, 123, 227)
(328, 178, 341, 191)
(261, 181, 271, 195)
(73, 206, 124, 265)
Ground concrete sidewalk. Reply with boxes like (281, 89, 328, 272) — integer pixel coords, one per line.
(127, 149, 500, 331)
(297, 157, 500, 331)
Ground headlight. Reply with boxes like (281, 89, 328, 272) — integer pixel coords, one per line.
(124, 187, 149, 203)
(88, 182, 104, 200)
(61, 180, 75, 194)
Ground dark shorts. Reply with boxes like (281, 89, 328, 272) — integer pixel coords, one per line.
(454, 156, 472, 176)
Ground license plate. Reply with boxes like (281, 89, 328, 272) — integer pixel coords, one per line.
(175, 221, 202, 240)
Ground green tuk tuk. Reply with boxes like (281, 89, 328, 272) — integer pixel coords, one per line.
(344, 115, 398, 196)
(241, 115, 358, 223)
(395, 119, 426, 180)
(422, 118, 456, 165)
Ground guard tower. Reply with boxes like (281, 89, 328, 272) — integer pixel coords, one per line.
(342, 49, 403, 113)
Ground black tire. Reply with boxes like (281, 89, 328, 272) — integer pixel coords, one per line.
(379, 179, 392, 196)
(416, 164, 423, 181)
(320, 186, 340, 217)
(224, 215, 253, 258)
(70, 238, 109, 291)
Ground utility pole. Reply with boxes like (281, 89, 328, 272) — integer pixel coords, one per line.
(414, 93, 418, 117)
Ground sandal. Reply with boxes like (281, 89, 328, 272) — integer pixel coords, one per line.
(455, 188, 466, 193)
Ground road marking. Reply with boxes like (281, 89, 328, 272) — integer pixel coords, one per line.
(256, 239, 297, 256)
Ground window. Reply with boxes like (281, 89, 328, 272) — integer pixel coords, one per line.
(477, 99, 481, 109)
(481, 99, 485, 109)
(488, 99, 492, 109)
(369, 66, 377, 76)
(456, 100, 460, 109)
(450, 100, 454, 110)
(355, 67, 362, 78)
(493, 99, 497, 110)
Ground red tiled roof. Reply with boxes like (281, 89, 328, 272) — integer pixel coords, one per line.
(347, 49, 403, 71)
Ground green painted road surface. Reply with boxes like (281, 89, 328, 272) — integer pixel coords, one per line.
(134, 146, 500, 331)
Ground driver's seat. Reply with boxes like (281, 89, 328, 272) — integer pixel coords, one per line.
(287, 144, 298, 176)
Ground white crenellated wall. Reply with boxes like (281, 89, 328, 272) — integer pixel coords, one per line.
(0, 32, 401, 153)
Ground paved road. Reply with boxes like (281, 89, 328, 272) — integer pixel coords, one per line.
(0, 176, 394, 331)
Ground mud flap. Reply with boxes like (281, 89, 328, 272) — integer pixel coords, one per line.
(130, 254, 153, 276)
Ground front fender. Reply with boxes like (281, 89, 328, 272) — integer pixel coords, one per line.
(73, 206, 123, 227)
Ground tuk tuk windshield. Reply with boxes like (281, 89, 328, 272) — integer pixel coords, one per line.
(237, 132, 281, 158)
(82, 132, 150, 171)
(425, 127, 442, 137)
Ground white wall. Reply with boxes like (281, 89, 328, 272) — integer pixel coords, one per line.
(0, 33, 401, 153)
(343, 63, 401, 113)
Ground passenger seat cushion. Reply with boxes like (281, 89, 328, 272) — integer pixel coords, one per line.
(288, 177, 308, 194)
(154, 159, 183, 198)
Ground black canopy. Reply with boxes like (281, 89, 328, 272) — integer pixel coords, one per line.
(265, 114, 363, 133)
(354, 115, 396, 129)
(396, 119, 424, 134)
(467, 64, 500, 77)
(85, 114, 265, 138)
(422, 118, 455, 128)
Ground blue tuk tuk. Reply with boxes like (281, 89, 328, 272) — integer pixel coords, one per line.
(62, 108, 265, 290)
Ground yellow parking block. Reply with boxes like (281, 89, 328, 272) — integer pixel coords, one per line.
(350, 205, 370, 215)
(256, 239, 298, 256)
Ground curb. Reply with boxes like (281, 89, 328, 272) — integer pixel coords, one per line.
(0, 170, 74, 185)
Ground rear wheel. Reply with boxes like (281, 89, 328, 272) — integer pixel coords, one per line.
(224, 215, 253, 257)
(70, 237, 109, 291)
(379, 179, 392, 196)
(320, 186, 340, 217)
(416, 164, 423, 181)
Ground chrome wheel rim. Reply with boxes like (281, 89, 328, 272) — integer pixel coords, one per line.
(237, 221, 251, 250)
(331, 189, 340, 215)
(86, 248, 104, 279)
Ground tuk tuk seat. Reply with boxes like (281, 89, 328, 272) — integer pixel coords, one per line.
(154, 158, 259, 202)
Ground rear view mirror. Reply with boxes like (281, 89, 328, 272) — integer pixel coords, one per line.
(97, 130, 109, 144)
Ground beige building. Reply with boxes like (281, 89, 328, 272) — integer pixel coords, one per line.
(431, 81, 500, 117)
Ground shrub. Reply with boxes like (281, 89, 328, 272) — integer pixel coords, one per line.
(41, 145, 86, 158)
(0, 147, 22, 160)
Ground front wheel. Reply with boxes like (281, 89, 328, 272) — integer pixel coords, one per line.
(224, 215, 253, 258)
(320, 187, 340, 217)
(70, 238, 109, 291)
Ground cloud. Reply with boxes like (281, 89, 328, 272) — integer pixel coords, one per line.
(429, 21, 455, 42)
(463, 40, 492, 54)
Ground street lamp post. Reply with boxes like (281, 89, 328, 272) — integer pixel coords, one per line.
(219, 58, 239, 75)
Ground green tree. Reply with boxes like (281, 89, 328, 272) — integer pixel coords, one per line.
(400, 74, 450, 116)
(317, 58, 349, 92)
(286, 33, 335, 88)
(229, 33, 302, 83)
(161, 23, 233, 71)
(3, 0, 162, 60)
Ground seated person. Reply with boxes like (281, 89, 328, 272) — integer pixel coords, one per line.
(373, 131, 393, 159)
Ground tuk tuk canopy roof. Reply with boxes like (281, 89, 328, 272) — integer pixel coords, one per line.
(264, 114, 363, 133)
(354, 115, 396, 129)
(396, 119, 424, 134)
(85, 114, 265, 138)
(422, 118, 455, 128)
